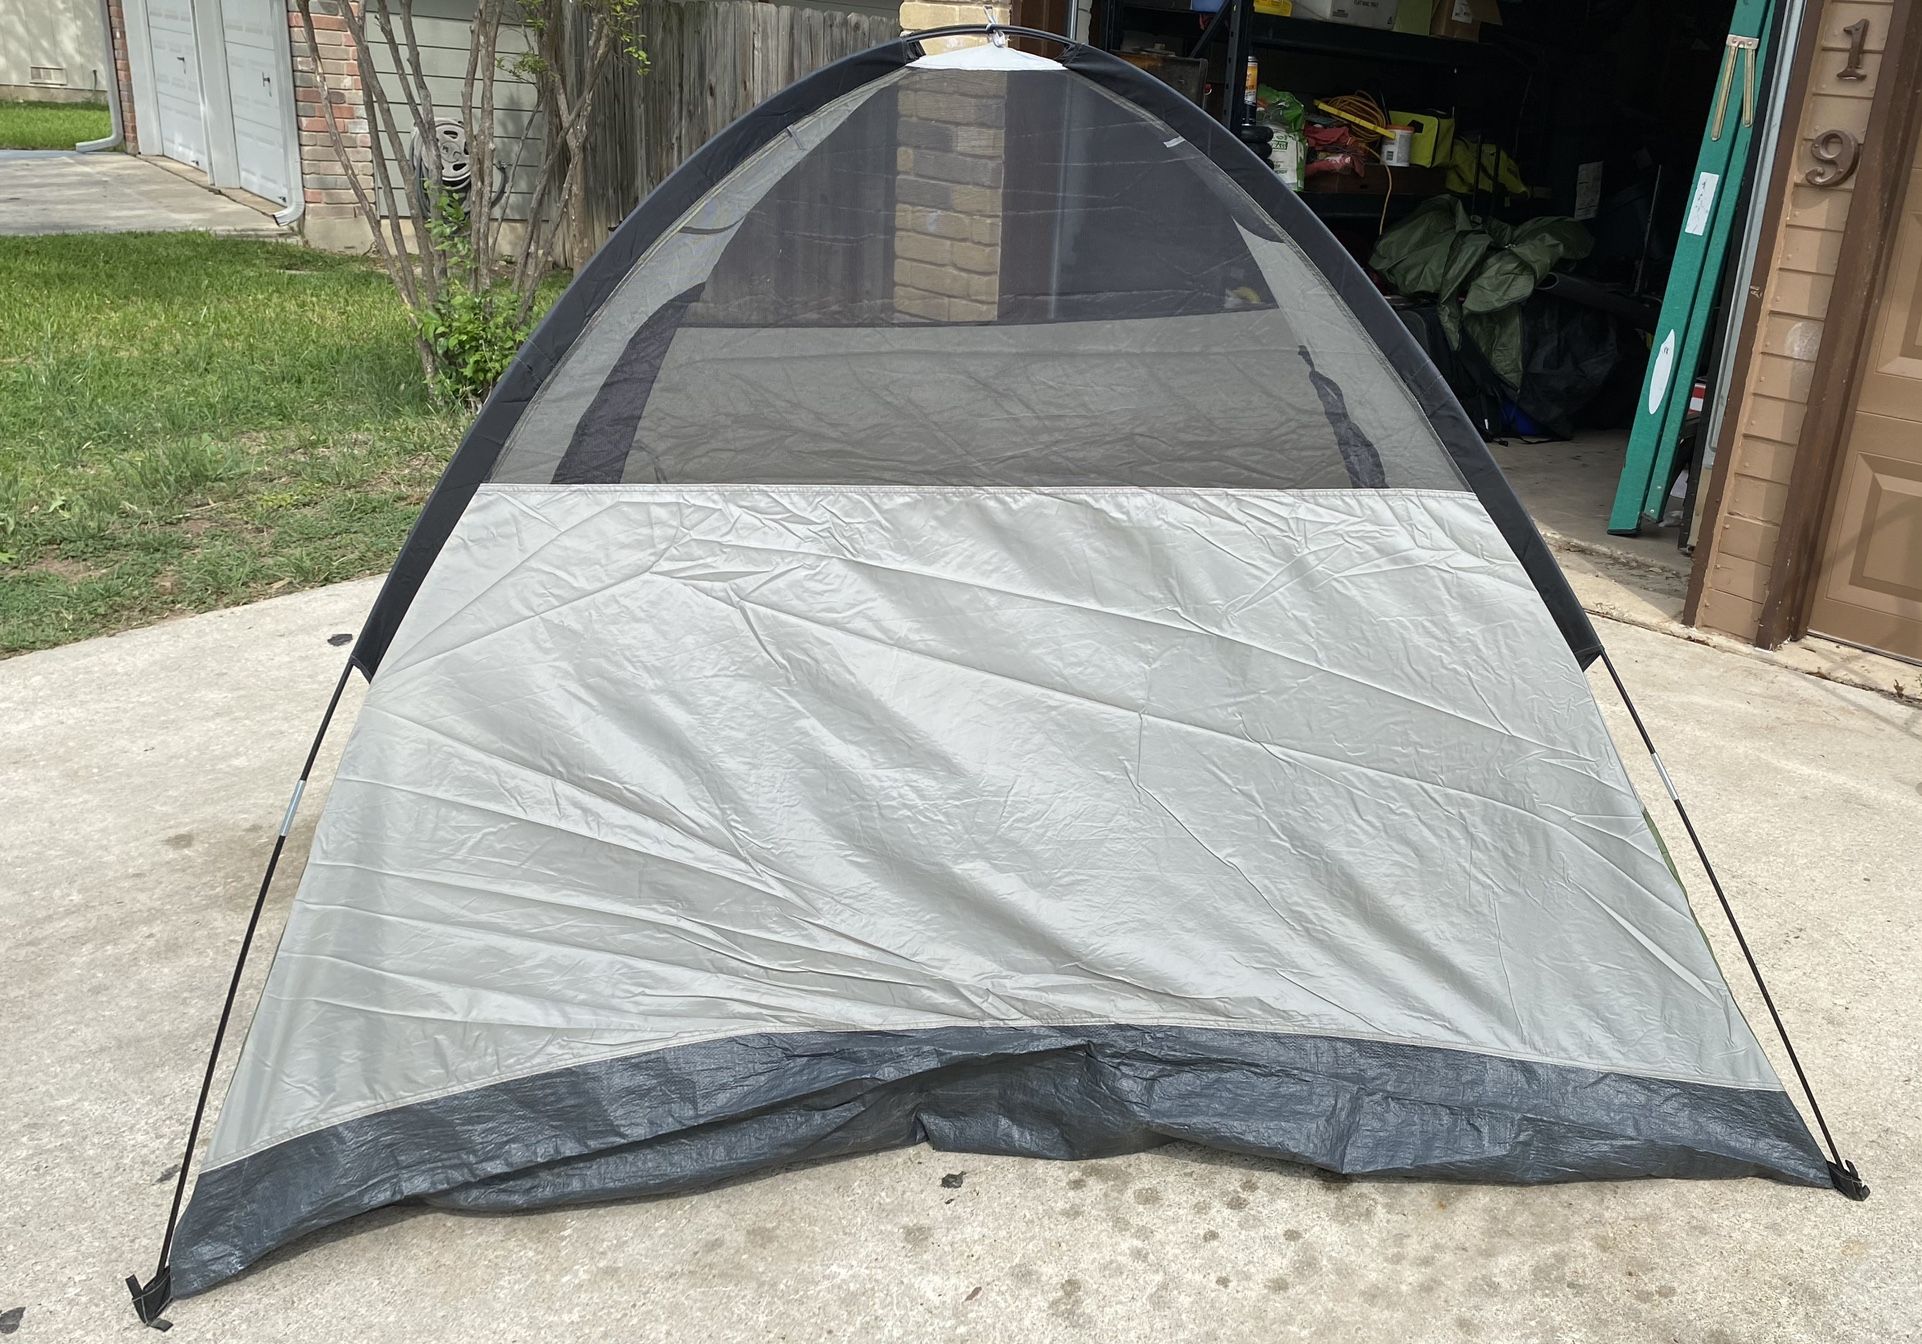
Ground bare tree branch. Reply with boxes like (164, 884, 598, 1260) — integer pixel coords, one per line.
(367, 0, 443, 294)
(368, 0, 433, 152)
(469, 0, 505, 278)
(300, 0, 646, 397)
(556, 11, 620, 268)
(292, 0, 431, 384)
(291, 3, 395, 289)
(358, 62, 423, 304)
(337, 0, 438, 303)
(509, 7, 568, 313)
(397, 0, 437, 133)
(495, 74, 544, 270)
(513, 5, 623, 316)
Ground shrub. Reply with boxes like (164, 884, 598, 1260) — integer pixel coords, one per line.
(417, 194, 531, 407)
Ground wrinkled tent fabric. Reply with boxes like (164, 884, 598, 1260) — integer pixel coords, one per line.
(166, 38, 1828, 1298)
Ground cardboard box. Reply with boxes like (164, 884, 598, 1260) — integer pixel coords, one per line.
(1338, 0, 1397, 26)
(1291, 0, 1396, 26)
(1116, 50, 1207, 105)
(1433, 0, 1501, 41)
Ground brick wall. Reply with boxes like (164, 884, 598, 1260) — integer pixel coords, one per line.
(105, 0, 137, 147)
(1690, 1, 1893, 640)
(900, 1, 1009, 56)
(288, 0, 375, 237)
(893, 79, 1005, 321)
(893, 1, 1010, 319)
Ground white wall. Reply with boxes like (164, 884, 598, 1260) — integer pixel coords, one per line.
(0, 0, 109, 98)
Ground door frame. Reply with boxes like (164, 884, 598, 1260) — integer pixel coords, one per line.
(266, 0, 305, 219)
(193, 0, 243, 188)
(1752, 0, 1922, 647)
(119, 0, 167, 159)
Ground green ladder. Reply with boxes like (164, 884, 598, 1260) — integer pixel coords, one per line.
(1609, 0, 1776, 535)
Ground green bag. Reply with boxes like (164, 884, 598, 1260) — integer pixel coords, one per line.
(1370, 197, 1592, 390)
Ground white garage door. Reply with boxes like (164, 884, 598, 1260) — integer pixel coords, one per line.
(146, 0, 208, 170)
(222, 0, 293, 204)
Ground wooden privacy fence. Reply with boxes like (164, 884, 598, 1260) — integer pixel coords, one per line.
(577, 0, 901, 245)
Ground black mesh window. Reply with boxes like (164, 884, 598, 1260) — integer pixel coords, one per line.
(489, 67, 1463, 494)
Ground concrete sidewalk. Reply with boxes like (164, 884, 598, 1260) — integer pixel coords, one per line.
(0, 152, 286, 237)
(0, 583, 1916, 1343)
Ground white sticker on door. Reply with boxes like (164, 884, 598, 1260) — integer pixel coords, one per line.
(1684, 172, 1719, 236)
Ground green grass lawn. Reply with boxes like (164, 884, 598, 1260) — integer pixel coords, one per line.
(0, 99, 113, 150)
(0, 234, 470, 655)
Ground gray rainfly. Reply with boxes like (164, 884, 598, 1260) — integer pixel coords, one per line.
(125, 29, 1865, 1328)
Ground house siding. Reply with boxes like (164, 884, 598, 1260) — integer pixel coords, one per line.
(1691, 0, 1891, 640)
(0, 0, 108, 101)
(284, 0, 540, 248)
(358, 0, 542, 219)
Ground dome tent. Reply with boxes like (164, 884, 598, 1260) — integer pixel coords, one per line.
(127, 29, 1861, 1326)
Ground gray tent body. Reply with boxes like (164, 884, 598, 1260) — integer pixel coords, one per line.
(167, 40, 1827, 1297)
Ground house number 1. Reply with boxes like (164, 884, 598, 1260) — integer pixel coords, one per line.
(1838, 19, 1869, 80)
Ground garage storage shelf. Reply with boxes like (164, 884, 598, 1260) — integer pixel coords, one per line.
(1103, 1, 1498, 69)
(1098, 0, 1506, 224)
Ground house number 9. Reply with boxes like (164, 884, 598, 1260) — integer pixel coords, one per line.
(1806, 129, 1860, 187)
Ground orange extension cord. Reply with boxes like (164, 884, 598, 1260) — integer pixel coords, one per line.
(1316, 91, 1396, 235)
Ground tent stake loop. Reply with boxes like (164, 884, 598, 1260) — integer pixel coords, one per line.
(124, 1268, 172, 1330)
(125, 654, 360, 1327)
(1598, 650, 1867, 1201)
(1829, 1159, 1870, 1201)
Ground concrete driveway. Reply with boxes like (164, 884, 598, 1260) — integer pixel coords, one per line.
(0, 583, 1916, 1342)
(0, 151, 286, 237)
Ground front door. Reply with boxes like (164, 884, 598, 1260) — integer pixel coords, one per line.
(1808, 113, 1922, 663)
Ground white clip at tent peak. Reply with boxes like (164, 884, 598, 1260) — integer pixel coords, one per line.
(983, 5, 1008, 46)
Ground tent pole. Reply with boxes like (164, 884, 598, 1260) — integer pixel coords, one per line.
(125, 654, 361, 1329)
(1597, 649, 1868, 1201)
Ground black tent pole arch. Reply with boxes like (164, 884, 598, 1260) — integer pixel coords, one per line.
(126, 22, 1869, 1327)
(125, 654, 359, 1329)
(1596, 650, 1868, 1200)
(900, 21, 1076, 45)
